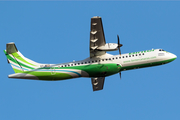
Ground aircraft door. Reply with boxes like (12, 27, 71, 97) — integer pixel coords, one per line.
(51, 67, 56, 75)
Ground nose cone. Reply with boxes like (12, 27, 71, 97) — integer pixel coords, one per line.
(172, 53, 177, 59)
(169, 53, 177, 62)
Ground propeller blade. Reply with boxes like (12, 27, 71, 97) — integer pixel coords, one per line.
(117, 35, 123, 47)
(117, 35, 123, 55)
(119, 72, 121, 79)
(118, 47, 121, 55)
(117, 35, 120, 45)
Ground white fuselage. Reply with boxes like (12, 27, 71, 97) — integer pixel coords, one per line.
(54, 49, 176, 72)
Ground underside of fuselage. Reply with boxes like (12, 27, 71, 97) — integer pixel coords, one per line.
(8, 63, 122, 80)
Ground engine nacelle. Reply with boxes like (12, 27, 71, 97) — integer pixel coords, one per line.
(97, 43, 118, 51)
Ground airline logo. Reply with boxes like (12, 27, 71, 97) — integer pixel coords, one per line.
(129, 49, 154, 55)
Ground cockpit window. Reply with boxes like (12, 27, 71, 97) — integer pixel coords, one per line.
(159, 49, 165, 51)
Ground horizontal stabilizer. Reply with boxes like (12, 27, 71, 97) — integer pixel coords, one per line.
(6, 42, 18, 54)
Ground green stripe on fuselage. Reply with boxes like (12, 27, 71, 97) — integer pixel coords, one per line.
(4, 50, 35, 70)
(24, 71, 72, 81)
(22, 63, 121, 80)
(52, 63, 121, 77)
(11, 52, 36, 66)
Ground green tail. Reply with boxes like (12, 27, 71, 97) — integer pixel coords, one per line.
(4, 43, 40, 73)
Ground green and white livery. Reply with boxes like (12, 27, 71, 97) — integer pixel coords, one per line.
(4, 16, 177, 91)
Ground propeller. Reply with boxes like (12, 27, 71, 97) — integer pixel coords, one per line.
(119, 72, 121, 79)
(117, 35, 123, 55)
(117, 35, 123, 79)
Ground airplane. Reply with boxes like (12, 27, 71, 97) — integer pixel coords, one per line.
(4, 16, 177, 91)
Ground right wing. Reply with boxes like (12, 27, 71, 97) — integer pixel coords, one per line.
(91, 77, 105, 91)
(90, 16, 106, 58)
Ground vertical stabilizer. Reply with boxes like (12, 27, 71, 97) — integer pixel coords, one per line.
(4, 43, 40, 73)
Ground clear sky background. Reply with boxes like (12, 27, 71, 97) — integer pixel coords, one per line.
(0, 1, 180, 120)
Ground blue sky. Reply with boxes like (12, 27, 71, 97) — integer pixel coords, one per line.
(0, 2, 180, 120)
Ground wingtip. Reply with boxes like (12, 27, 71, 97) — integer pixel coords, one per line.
(7, 42, 15, 44)
(92, 16, 101, 18)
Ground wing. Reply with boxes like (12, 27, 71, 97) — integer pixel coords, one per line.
(91, 77, 105, 91)
(90, 16, 106, 57)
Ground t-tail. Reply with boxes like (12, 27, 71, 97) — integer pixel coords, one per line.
(4, 43, 41, 79)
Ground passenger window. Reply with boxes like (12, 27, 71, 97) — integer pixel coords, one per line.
(129, 55, 131, 57)
(95, 60, 97, 62)
(139, 54, 141, 56)
(71, 64, 73, 66)
(78, 63, 80, 65)
(126, 56, 128, 58)
(85, 62, 87, 64)
(132, 55, 134, 57)
(112, 58, 114, 60)
(92, 61, 94, 63)
(102, 59, 104, 61)
(88, 61, 90, 63)
(106, 59, 108, 61)
(136, 54, 138, 56)
(122, 56, 124, 58)
(81, 62, 83, 64)
(119, 57, 121, 59)
(109, 58, 111, 60)
(65, 65, 67, 67)
(116, 57, 118, 59)
(142, 53, 144, 55)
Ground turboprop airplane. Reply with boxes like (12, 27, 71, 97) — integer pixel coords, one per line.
(4, 16, 177, 91)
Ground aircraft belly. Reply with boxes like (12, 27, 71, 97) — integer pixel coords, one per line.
(8, 70, 81, 81)
(82, 63, 121, 77)
(8, 73, 39, 80)
(33, 69, 89, 80)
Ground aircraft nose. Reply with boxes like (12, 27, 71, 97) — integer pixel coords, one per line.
(170, 53, 177, 60)
(172, 54, 177, 59)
